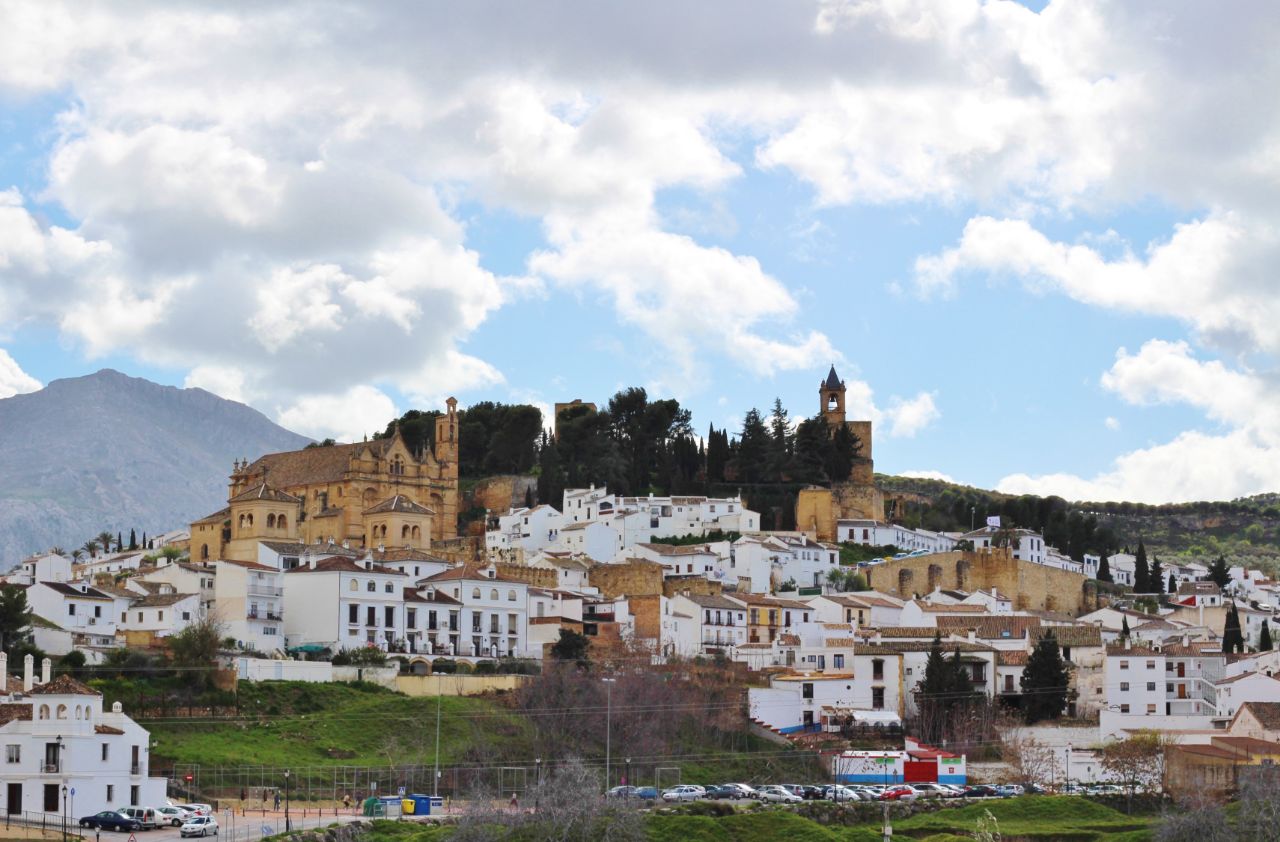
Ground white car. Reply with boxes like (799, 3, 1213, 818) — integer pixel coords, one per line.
(157, 806, 192, 827)
(176, 804, 212, 817)
(756, 785, 802, 804)
(180, 816, 218, 838)
(827, 785, 862, 802)
(661, 785, 705, 802)
(912, 783, 952, 798)
(723, 783, 758, 799)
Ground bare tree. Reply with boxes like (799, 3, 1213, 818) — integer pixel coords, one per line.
(1235, 765, 1280, 841)
(453, 757, 645, 842)
(1002, 734, 1057, 787)
(1156, 795, 1234, 842)
(1099, 731, 1170, 810)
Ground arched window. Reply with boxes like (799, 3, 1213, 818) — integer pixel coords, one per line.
(267, 514, 276, 529)
(277, 515, 287, 530)
(472, 588, 481, 599)
(411, 526, 420, 540)
(247, 514, 254, 526)
(84, 706, 91, 721)
(56, 704, 67, 720)
(238, 514, 245, 529)
(349, 580, 359, 592)
(38, 705, 49, 720)
(75, 705, 82, 720)
(507, 590, 516, 601)
(402, 525, 410, 540)
(367, 581, 376, 592)
(490, 589, 498, 601)
(384, 583, 393, 593)
(200, 544, 209, 560)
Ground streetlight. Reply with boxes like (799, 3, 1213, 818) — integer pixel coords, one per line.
(625, 758, 631, 805)
(284, 769, 291, 831)
(601, 678, 616, 792)
(534, 758, 542, 813)
(61, 784, 67, 840)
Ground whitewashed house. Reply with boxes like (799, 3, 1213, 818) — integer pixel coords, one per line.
(25, 583, 119, 647)
(283, 556, 408, 653)
(11, 555, 73, 586)
(213, 559, 285, 653)
(417, 564, 531, 658)
(485, 505, 562, 554)
(116, 593, 201, 639)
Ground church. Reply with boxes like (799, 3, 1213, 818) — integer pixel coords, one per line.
(190, 398, 460, 563)
(796, 366, 885, 540)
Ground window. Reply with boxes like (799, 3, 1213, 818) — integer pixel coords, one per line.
(366, 606, 376, 626)
(508, 613, 517, 633)
(68, 604, 76, 616)
(38, 705, 49, 720)
(136, 612, 143, 622)
(1119, 660, 1129, 670)
(871, 687, 884, 709)
(833, 654, 845, 669)
(101, 743, 109, 761)
(1146, 682, 1156, 692)
(472, 588, 481, 599)
(1146, 660, 1156, 670)
(6, 745, 18, 763)
(56, 704, 67, 720)
(407, 608, 416, 629)
(384, 606, 395, 628)
(349, 580, 358, 591)
(801, 682, 814, 700)
(872, 659, 884, 681)
(182, 611, 191, 621)
(93, 606, 101, 617)
(1120, 704, 1130, 713)
(106, 784, 114, 802)
(490, 589, 499, 601)
(508, 590, 516, 601)
(1120, 682, 1129, 692)
(158, 611, 164, 622)
(367, 581, 376, 592)
(385, 582, 394, 593)
(1146, 704, 1157, 714)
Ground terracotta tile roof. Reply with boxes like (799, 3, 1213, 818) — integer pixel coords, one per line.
(404, 587, 460, 605)
(683, 594, 743, 611)
(636, 543, 711, 556)
(94, 724, 125, 735)
(285, 558, 404, 576)
(1033, 625, 1103, 648)
(778, 633, 800, 645)
(29, 675, 99, 696)
(0, 703, 32, 726)
(1238, 702, 1280, 731)
(373, 549, 452, 564)
(825, 638, 856, 647)
(241, 439, 393, 488)
(133, 593, 196, 608)
(228, 483, 302, 504)
(919, 603, 987, 613)
(858, 641, 994, 655)
(997, 651, 1030, 666)
(937, 615, 1042, 639)
(260, 541, 360, 558)
(1212, 735, 1280, 754)
(1173, 744, 1239, 761)
(873, 627, 943, 638)
(192, 507, 230, 524)
(217, 559, 277, 572)
(364, 494, 434, 515)
(421, 565, 519, 584)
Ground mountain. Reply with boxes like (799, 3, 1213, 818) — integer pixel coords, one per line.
(0, 369, 311, 563)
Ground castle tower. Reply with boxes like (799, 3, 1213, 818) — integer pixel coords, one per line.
(821, 365, 847, 429)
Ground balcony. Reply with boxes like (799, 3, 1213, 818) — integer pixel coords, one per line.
(42, 762, 60, 773)
(247, 610, 283, 621)
(247, 584, 283, 599)
(131, 763, 142, 775)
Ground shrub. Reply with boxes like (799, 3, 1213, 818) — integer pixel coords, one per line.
(430, 658, 457, 674)
(474, 660, 497, 675)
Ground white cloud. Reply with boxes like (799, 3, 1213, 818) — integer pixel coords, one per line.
(184, 365, 247, 404)
(276, 384, 398, 443)
(0, 349, 41, 399)
(884, 392, 940, 438)
(899, 469, 956, 483)
(1104, 416, 1120, 431)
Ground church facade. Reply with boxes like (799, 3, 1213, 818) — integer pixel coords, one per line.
(191, 398, 460, 563)
(796, 366, 885, 541)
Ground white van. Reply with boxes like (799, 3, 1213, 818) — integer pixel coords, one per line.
(120, 807, 158, 830)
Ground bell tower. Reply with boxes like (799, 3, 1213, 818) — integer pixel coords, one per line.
(434, 396, 459, 478)
(821, 365, 846, 429)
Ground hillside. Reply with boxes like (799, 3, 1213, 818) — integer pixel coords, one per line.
(0, 369, 310, 563)
(878, 474, 1280, 568)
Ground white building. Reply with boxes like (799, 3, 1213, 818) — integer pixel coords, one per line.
(213, 560, 285, 653)
(731, 535, 839, 593)
(559, 486, 760, 545)
(960, 526, 1046, 566)
(417, 564, 531, 659)
(485, 505, 562, 554)
(668, 594, 747, 657)
(25, 583, 119, 647)
(1100, 642, 1226, 735)
(116, 593, 201, 639)
(137, 563, 217, 614)
(282, 556, 407, 653)
(555, 521, 621, 563)
(10, 555, 73, 587)
(837, 520, 957, 554)
(0, 658, 165, 816)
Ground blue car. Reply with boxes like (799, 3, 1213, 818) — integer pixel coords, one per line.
(633, 786, 658, 800)
(79, 811, 141, 832)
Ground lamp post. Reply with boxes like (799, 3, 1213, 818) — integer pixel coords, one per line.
(61, 784, 67, 841)
(284, 769, 291, 831)
(534, 758, 542, 813)
(601, 678, 616, 792)
(625, 758, 631, 804)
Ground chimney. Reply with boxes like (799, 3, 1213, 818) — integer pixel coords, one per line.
(23, 655, 33, 692)
(40, 658, 51, 685)
(0, 652, 7, 686)
(968, 629, 977, 643)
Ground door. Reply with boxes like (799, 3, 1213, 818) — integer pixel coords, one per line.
(6, 783, 20, 815)
(1177, 662, 1185, 678)
(43, 784, 58, 813)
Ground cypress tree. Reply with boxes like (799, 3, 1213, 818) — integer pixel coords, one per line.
(1261, 621, 1273, 653)
(1149, 555, 1163, 595)
(1134, 540, 1149, 593)
(141, 532, 148, 550)
(1209, 555, 1231, 588)
(128, 529, 138, 551)
(1021, 630, 1071, 724)
(1223, 603, 1244, 654)
(1121, 615, 1130, 641)
(1167, 571, 1177, 595)
(1097, 552, 1113, 583)
(116, 532, 123, 553)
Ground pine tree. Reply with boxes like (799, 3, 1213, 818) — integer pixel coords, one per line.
(1134, 540, 1149, 593)
(1167, 571, 1177, 595)
(1121, 615, 1130, 641)
(1097, 552, 1113, 583)
(1223, 603, 1244, 654)
(766, 398, 792, 482)
(1021, 630, 1071, 724)
(1261, 621, 1274, 652)
(1149, 555, 1163, 595)
(916, 633, 954, 744)
(116, 532, 123, 552)
(128, 529, 138, 551)
(734, 408, 770, 484)
(1209, 555, 1231, 588)
(141, 532, 148, 550)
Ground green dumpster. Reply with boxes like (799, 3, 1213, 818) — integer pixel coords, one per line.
(362, 796, 385, 817)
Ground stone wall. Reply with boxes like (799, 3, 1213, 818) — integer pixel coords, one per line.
(589, 559, 665, 598)
(795, 483, 884, 542)
(863, 548, 1095, 615)
(494, 563, 558, 589)
(467, 474, 539, 515)
(629, 593, 662, 643)
(395, 673, 531, 697)
(661, 575, 723, 598)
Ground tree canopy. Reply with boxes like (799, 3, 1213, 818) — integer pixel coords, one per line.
(1020, 631, 1072, 724)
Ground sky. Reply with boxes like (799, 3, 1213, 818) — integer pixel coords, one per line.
(0, 1, 1278, 504)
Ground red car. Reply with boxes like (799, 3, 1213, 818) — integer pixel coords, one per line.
(877, 786, 920, 801)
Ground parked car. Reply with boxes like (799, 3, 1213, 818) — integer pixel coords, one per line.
(961, 785, 1000, 798)
(911, 783, 951, 798)
(824, 785, 862, 802)
(994, 784, 1025, 798)
(176, 804, 212, 817)
(79, 812, 141, 832)
(878, 785, 920, 801)
(721, 783, 758, 800)
(704, 785, 738, 800)
(606, 786, 639, 799)
(800, 785, 827, 800)
(1021, 783, 1047, 795)
(180, 816, 218, 838)
(633, 787, 658, 800)
(778, 784, 806, 799)
(661, 785, 705, 802)
(757, 785, 803, 804)
(120, 807, 159, 830)
(1086, 784, 1124, 796)
(157, 806, 192, 827)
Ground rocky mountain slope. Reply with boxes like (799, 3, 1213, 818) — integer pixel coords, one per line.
(0, 369, 310, 563)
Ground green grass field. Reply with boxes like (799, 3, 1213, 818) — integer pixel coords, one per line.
(358, 797, 1157, 841)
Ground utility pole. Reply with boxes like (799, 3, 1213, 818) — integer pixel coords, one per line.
(433, 691, 442, 798)
(602, 678, 616, 792)
(882, 801, 892, 842)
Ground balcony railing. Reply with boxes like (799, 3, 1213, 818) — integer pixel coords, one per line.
(130, 763, 142, 775)
(247, 585, 283, 598)
(247, 610, 283, 621)
(42, 762, 59, 773)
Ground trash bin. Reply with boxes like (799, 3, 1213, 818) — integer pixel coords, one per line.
(362, 796, 383, 817)
(401, 799, 415, 815)
(411, 795, 432, 816)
